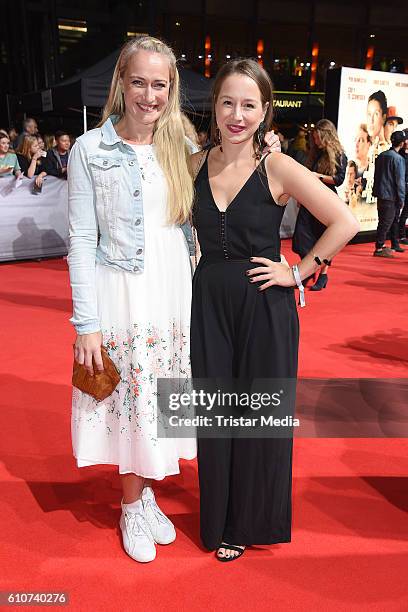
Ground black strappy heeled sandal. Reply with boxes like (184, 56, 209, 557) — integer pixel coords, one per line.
(216, 543, 246, 562)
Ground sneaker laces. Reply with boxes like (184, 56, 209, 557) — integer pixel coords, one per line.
(123, 509, 154, 544)
(143, 498, 170, 526)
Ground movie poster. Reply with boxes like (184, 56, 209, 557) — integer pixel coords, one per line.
(336, 67, 408, 232)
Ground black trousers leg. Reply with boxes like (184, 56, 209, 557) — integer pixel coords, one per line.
(223, 287, 299, 545)
(376, 198, 397, 249)
(191, 265, 299, 548)
(390, 201, 402, 248)
(191, 263, 235, 550)
(398, 195, 408, 239)
(196, 437, 232, 550)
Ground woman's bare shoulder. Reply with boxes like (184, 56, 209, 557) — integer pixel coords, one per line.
(265, 151, 297, 169)
(264, 152, 311, 205)
(265, 151, 310, 180)
(190, 148, 207, 176)
(190, 149, 206, 161)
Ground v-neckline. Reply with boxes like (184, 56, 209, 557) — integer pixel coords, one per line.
(206, 150, 265, 214)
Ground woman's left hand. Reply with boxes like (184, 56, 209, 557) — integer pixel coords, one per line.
(246, 257, 295, 290)
(263, 131, 281, 154)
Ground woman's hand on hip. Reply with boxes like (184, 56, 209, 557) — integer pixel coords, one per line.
(74, 331, 104, 376)
(246, 257, 295, 290)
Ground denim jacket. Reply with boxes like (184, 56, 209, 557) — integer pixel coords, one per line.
(68, 116, 195, 334)
(373, 148, 406, 203)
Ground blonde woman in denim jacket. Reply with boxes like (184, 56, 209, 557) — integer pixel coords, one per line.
(68, 37, 198, 563)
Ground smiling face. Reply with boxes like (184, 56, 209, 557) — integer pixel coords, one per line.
(367, 100, 385, 139)
(215, 74, 267, 147)
(0, 137, 10, 154)
(120, 49, 170, 127)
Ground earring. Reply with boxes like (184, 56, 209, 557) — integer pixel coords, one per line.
(216, 127, 223, 152)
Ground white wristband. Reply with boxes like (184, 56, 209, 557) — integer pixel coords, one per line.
(291, 264, 305, 307)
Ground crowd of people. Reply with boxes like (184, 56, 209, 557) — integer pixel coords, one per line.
(0, 118, 72, 190)
(274, 118, 407, 269)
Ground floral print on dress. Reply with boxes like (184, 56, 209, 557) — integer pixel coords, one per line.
(133, 146, 163, 184)
(72, 319, 190, 445)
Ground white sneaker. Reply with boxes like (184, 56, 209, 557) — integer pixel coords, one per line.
(142, 486, 176, 545)
(119, 499, 156, 562)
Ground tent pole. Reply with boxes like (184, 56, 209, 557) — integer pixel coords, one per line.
(83, 105, 88, 133)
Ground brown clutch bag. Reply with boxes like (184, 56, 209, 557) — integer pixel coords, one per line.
(72, 345, 121, 401)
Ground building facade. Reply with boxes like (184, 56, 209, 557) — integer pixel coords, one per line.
(1, 0, 406, 127)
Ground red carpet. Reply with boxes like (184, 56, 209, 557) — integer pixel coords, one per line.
(0, 242, 407, 611)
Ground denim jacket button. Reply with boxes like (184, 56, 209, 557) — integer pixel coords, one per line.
(134, 189, 140, 197)
(129, 160, 135, 166)
(136, 248, 143, 255)
(135, 218, 141, 225)
(133, 266, 139, 272)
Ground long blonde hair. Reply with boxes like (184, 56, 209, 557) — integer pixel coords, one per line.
(99, 36, 193, 225)
(16, 135, 39, 161)
(181, 113, 200, 148)
(307, 119, 344, 176)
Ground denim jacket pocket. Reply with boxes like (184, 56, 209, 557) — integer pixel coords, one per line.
(89, 156, 122, 185)
(89, 156, 122, 254)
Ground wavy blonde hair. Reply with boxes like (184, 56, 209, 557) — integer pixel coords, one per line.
(99, 36, 193, 225)
(307, 118, 344, 176)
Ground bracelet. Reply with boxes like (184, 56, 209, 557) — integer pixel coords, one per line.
(291, 264, 305, 308)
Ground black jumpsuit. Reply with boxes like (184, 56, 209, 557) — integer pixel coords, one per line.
(191, 150, 300, 550)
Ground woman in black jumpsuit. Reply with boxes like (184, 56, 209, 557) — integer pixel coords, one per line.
(190, 59, 358, 562)
(191, 149, 299, 553)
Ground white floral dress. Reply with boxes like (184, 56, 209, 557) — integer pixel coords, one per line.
(71, 144, 196, 479)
